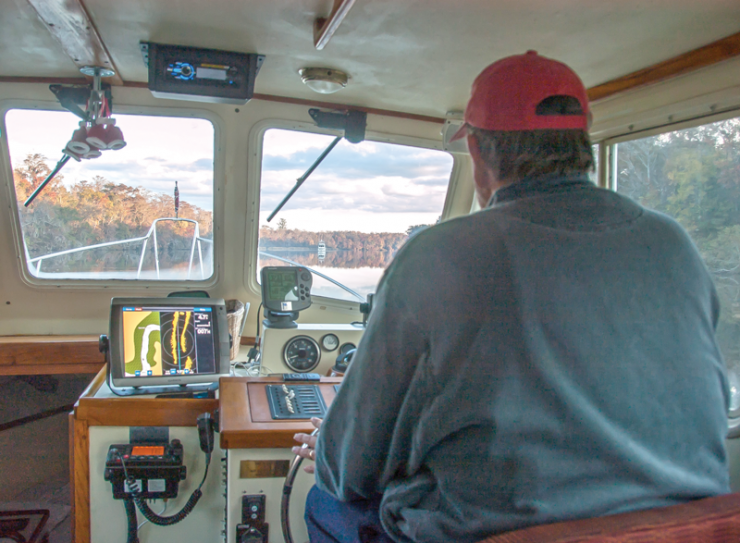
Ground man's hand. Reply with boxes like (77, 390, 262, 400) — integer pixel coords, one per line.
(292, 417, 322, 473)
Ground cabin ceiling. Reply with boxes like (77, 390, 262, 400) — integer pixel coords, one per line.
(3, 0, 740, 118)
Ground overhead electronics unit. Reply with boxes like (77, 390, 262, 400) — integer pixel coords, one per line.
(140, 42, 265, 104)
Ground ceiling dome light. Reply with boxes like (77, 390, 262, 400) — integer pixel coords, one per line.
(299, 68, 348, 94)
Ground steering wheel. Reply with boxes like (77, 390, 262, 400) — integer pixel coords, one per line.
(282, 352, 354, 542)
(281, 428, 319, 543)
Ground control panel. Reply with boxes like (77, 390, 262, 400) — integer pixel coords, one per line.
(259, 323, 364, 375)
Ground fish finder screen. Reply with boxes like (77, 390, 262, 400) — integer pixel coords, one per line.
(266, 269, 299, 302)
(121, 306, 217, 378)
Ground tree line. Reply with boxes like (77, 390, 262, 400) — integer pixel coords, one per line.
(13, 153, 213, 273)
(617, 118, 740, 364)
(259, 226, 410, 254)
(12, 154, 427, 274)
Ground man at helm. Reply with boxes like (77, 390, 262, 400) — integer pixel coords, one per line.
(294, 51, 730, 542)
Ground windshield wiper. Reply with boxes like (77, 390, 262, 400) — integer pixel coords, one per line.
(24, 154, 71, 207)
(266, 136, 342, 222)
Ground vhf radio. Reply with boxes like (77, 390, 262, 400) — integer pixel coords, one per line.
(104, 412, 216, 533)
(104, 441, 186, 499)
(261, 266, 312, 329)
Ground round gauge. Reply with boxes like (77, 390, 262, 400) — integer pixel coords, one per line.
(339, 343, 356, 356)
(321, 333, 339, 352)
(283, 336, 321, 372)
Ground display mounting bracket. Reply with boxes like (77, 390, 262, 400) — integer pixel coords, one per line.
(308, 108, 366, 143)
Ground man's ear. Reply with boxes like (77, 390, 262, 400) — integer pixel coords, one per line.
(467, 132, 482, 162)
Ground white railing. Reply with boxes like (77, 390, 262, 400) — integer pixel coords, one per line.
(28, 218, 213, 280)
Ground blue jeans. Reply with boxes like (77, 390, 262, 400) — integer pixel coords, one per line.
(305, 485, 395, 543)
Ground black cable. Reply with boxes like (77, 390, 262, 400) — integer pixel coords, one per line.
(132, 487, 202, 526)
(124, 497, 140, 543)
(116, 450, 211, 527)
(255, 302, 263, 341)
(0, 403, 75, 433)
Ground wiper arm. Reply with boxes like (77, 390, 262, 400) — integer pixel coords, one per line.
(24, 154, 72, 207)
(266, 135, 342, 222)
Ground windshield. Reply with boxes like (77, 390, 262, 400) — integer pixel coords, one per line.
(4, 109, 215, 281)
(257, 128, 454, 301)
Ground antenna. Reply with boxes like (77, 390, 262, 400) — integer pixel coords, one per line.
(174, 181, 180, 218)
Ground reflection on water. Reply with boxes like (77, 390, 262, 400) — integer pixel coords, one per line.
(259, 248, 396, 269)
(258, 249, 396, 301)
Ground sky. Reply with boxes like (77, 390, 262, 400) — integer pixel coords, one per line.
(260, 129, 453, 233)
(4, 109, 215, 211)
(3, 110, 455, 234)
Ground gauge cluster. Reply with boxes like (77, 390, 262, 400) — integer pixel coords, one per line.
(260, 324, 364, 375)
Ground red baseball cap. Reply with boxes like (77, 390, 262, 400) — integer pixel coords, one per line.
(450, 50, 589, 141)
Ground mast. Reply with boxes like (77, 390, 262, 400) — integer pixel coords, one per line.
(174, 180, 180, 218)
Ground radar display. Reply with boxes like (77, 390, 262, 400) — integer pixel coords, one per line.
(122, 306, 216, 377)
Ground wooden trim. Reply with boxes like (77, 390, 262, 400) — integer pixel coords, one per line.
(251, 93, 445, 124)
(76, 396, 219, 427)
(121, 80, 148, 89)
(70, 366, 104, 543)
(0, 335, 104, 376)
(68, 411, 76, 543)
(240, 336, 257, 346)
(72, 416, 90, 543)
(314, 0, 357, 51)
(0, 76, 93, 85)
(588, 31, 740, 103)
(0, 335, 99, 343)
(75, 365, 108, 404)
(0, 76, 446, 124)
(219, 376, 342, 449)
(25, 0, 123, 86)
(73, 366, 219, 427)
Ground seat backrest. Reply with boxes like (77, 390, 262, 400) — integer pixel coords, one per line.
(478, 493, 740, 543)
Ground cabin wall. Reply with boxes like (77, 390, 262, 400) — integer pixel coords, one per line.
(590, 57, 740, 141)
(5, 54, 740, 337)
(0, 82, 452, 338)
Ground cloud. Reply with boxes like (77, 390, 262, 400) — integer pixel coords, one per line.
(258, 133, 453, 218)
(263, 129, 335, 157)
(262, 143, 452, 182)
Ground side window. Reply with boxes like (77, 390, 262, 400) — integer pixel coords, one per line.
(4, 109, 215, 281)
(589, 143, 599, 184)
(615, 118, 740, 409)
(258, 128, 454, 302)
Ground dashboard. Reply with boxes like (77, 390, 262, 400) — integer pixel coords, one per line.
(259, 323, 364, 375)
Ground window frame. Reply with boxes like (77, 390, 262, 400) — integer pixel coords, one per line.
(602, 107, 740, 190)
(245, 118, 459, 308)
(0, 99, 224, 289)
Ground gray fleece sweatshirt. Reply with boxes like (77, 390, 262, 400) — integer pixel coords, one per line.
(314, 175, 730, 543)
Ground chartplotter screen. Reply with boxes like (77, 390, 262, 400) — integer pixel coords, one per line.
(121, 305, 217, 378)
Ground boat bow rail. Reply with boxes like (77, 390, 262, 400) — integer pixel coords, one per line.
(27, 217, 212, 280)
